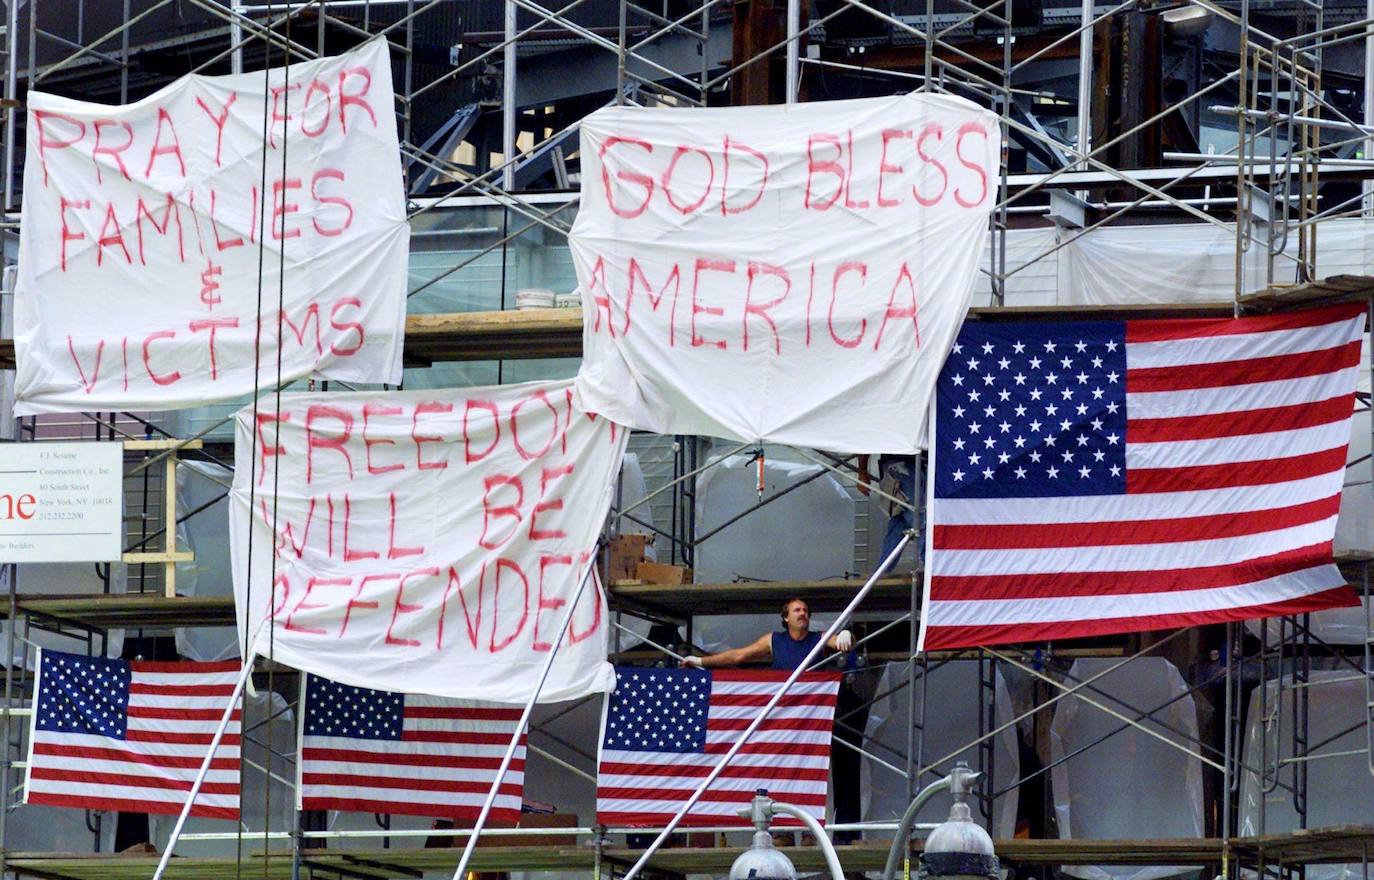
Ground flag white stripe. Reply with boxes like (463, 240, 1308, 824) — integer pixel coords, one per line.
(129, 695, 242, 710)
(933, 471, 1338, 525)
(31, 731, 240, 758)
(926, 564, 1346, 626)
(131, 671, 239, 686)
(302, 758, 525, 783)
(597, 796, 820, 816)
(1126, 320, 1361, 368)
(706, 704, 836, 721)
(1126, 368, 1357, 419)
(934, 516, 1337, 576)
(301, 786, 519, 808)
(26, 779, 239, 807)
(601, 750, 830, 770)
(598, 774, 828, 794)
(704, 681, 838, 697)
(704, 729, 831, 746)
(303, 738, 521, 759)
(1125, 420, 1352, 469)
(25, 750, 240, 784)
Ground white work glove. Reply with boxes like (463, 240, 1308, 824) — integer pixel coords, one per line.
(680, 655, 703, 668)
(835, 630, 853, 651)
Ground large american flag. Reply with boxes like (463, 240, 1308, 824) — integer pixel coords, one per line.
(298, 675, 525, 821)
(920, 303, 1365, 650)
(24, 649, 241, 819)
(595, 667, 839, 827)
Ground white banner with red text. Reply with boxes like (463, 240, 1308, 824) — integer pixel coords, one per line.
(229, 380, 626, 703)
(570, 93, 1000, 453)
(14, 39, 407, 414)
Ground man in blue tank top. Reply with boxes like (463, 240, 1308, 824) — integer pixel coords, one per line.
(678, 597, 853, 670)
(680, 598, 868, 842)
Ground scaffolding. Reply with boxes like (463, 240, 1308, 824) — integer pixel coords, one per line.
(0, 0, 1371, 878)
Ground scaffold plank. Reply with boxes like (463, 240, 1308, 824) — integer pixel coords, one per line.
(1239, 275, 1374, 311)
(608, 575, 915, 618)
(7, 828, 1372, 880)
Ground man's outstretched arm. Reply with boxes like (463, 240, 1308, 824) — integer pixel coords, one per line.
(681, 632, 772, 668)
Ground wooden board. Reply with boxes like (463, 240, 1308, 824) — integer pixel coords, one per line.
(7, 828, 1372, 880)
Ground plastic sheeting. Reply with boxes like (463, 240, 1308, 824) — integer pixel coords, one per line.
(862, 660, 1018, 840)
(691, 452, 854, 653)
(1239, 670, 1374, 880)
(175, 459, 237, 662)
(1244, 597, 1371, 647)
(148, 690, 295, 855)
(1051, 658, 1204, 880)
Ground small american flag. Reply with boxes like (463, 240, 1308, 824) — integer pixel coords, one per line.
(920, 303, 1365, 650)
(299, 675, 525, 821)
(24, 649, 241, 819)
(595, 667, 839, 827)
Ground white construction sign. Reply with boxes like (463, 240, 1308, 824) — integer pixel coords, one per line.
(0, 442, 123, 562)
(14, 39, 408, 414)
(570, 93, 1001, 453)
(230, 380, 626, 703)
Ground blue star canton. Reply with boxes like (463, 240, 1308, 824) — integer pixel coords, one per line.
(935, 321, 1128, 499)
(303, 676, 404, 740)
(603, 668, 709, 754)
(35, 650, 130, 739)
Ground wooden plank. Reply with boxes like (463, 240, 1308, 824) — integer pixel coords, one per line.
(1238, 274, 1374, 311)
(10, 830, 1372, 880)
(123, 439, 204, 451)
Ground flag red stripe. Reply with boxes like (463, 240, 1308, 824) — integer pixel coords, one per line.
(28, 767, 239, 795)
(701, 741, 831, 757)
(928, 544, 1332, 600)
(597, 762, 830, 782)
(708, 671, 840, 685)
(1125, 446, 1348, 493)
(706, 717, 834, 733)
(124, 730, 241, 745)
(300, 773, 522, 797)
(126, 706, 243, 721)
(299, 797, 520, 822)
(130, 660, 242, 674)
(708, 693, 837, 708)
(597, 786, 827, 806)
(1126, 394, 1354, 443)
(403, 706, 523, 721)
(595, 811, 808, 828)
(301, 747, 525, 771)
(128, 683, 238, 697)
(398, 730, 525, 746)
(1125, 340, 1361, 393)
(933, 495, 1341, 550)
(31, 742, 240, 770)
(26, 791, 238, 820)
(921, 585, 1360, 649)
(1125, 302, 1365, 342)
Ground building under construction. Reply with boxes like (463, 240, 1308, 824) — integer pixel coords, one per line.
(0, 0, 1370, 878)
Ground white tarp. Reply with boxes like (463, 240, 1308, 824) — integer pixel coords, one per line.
(175, 459, 238, 662)
(571, 94, 1000, 454)
(1051, 658, 1204, 880)
(14, 39, 407, 414)
(230, 380, 626, 702)
(1239, 670, 1374, 880)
